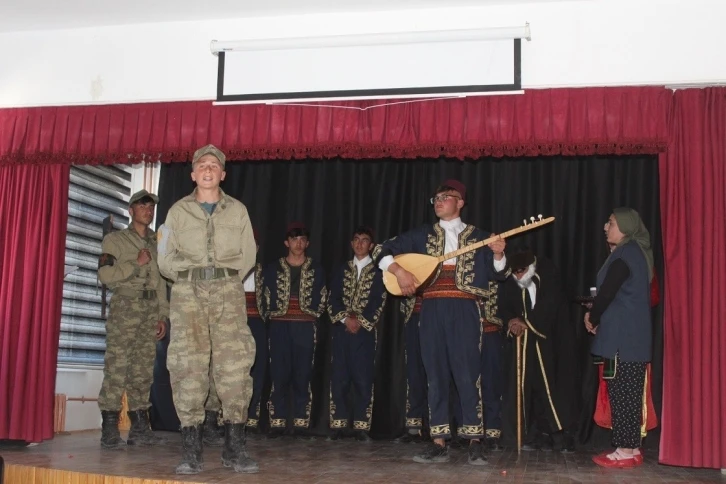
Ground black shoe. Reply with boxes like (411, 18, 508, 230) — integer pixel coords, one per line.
(327, 429, 344, 441)
(202, 410, 224, 447)
(540, 433, 554, 452)
(294, 428, 316, 441)
(221, 423, 259, 474)
(267, 427, 286, 439)
(355, 430, 372, 442)
(449, 434, 466, 450)
(175, 425, 203, 475)
(487, 437, 504, 452)
(521, 437, 539, 451)
(394, 431, 420, 443)
(413, 443, 450, 464)
(127, 409, 168, 446)
(560, 432, 576, 454)
(100, 410, 125, 449)
(467, 440, 489, 466)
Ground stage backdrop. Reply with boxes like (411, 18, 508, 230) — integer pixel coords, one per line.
(152, 154, 663, 447)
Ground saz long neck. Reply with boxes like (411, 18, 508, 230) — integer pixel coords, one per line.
(435, 218, 555, 263)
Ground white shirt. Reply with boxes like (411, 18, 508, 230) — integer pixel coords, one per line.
(341, 255, 373, 324)
(243, 270, 255, 292)
(439, 217, 466, 264)
(527, 284, 537, 309)
(354, 255, 373, 279)
(379, 218, 507, 271)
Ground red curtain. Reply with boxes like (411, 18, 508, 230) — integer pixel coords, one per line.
(659, 87, 726, 469)
(0, 87, 669, 166)
(0, 164, 69, 443)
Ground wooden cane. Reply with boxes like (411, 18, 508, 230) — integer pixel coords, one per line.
(516, 334, 523, 454)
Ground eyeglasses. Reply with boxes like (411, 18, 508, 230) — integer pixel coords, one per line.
(430, 194, 462, 205)
(513, 267, 528, 275)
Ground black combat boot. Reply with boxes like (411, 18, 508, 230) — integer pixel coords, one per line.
(221, 423, 259, 474)
(175, 425, 204, 474)
(202, 410, 224, 446)
(127, 409, 168, 446)
(100, 410, 125, 449)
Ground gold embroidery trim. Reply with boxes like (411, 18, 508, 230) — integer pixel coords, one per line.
(429, 424, 451, 437)
(535, 340, 563, 431)
(330, 419, 348, 429)
(459, 424, 485, 436)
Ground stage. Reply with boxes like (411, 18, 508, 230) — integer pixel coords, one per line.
(2, 431, 723, 483)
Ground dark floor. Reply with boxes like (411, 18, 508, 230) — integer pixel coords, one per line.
(2, 430, 724, 483)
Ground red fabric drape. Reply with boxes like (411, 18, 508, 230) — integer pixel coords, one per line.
(659, 87, 726, 469)
(0, 164, 69, 443)
(0, 87, 669, 166)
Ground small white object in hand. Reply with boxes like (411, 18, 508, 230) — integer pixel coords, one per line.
(538, 214, 543, 220)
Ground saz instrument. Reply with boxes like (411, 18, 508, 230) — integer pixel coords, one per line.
(382, 215, 555, 296)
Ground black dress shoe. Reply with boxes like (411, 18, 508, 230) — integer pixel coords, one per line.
(449, 435, 466, 450)
(413, 443, 450, 464)
(327, 429, 344, 441)
(294, 428, 316, 441)
(267, 428, 286, 439)
(394, 431, 423, 444)
(560, 432, 576, 454)
(486, 437, 504, 452)
(540, 433, 554, 452)
(521, 441, 539, 451)
(467, 440, 489, 466)
(355, 431, 372, 442)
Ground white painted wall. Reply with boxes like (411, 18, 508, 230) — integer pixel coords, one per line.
(0, 0, 724, 108)
(55, 365, 103, 431)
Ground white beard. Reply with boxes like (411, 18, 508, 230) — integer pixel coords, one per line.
(515, 264, 537, 289)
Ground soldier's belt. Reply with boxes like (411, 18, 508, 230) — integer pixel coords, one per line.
(113, 288, 157, 300)
(178, 267, 239, 281)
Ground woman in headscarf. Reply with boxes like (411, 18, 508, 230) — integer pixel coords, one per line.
(585, 208, 653, 468)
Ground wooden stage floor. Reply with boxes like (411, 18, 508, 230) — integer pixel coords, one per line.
(2, 430, 724, 483)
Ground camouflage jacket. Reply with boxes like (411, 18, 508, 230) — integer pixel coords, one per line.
(157, 189, 256, 283)
(98, 227, 169, 320)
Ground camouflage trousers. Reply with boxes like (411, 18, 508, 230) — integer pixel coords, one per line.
(167, 279, 255, 427)
(98, 294, 159, 411)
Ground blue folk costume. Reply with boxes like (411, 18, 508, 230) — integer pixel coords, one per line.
(263, 256, 327, 430)
(243, 263, 267, 429)
(377, 222, 507, 440)
(327, 256, 387, 432)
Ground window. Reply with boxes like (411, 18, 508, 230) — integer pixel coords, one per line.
(59, 165, 132, 365)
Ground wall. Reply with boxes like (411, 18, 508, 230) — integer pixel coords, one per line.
(0, 0, 724, 107)
(55, 366, 103, 431)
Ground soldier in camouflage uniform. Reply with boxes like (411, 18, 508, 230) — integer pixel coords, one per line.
(97, 189, 169, 449)
(157, 144, 258, 475)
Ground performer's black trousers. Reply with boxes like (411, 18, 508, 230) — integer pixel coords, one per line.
(404, 312, 427, 430)
(481, 330, 504, 439)
(267, 320, 316, 428)
(246, 316, 267, 427)
(607, 358, 646, 449)
(420, 298, 483, 440)
(329, 323, 376, 431)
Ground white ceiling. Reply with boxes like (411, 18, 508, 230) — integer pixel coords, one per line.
(0, 0, 568, 33)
